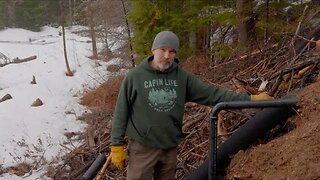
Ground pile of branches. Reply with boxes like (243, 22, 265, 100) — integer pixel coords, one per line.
(175, 36, 320, 179)
(49, 36, 319, 179)
(235, 45, 319, 98)
(46, 109, 124, 179)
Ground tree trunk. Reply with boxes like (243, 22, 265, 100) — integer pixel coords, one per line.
(69, 0, 72, 25)
(311, 0, 320, 5)
(189, 32, 197, 49)
(121, 0, 135, 67)
(4, 0, 21, 27)
(87, 0, 98, 59)
(264, 0, 270, 45)
(101, 20, 113, 60)
(236, 0, 256, 51)
(60, 0, 73, 76)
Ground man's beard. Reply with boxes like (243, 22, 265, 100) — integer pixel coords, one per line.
(158, 61, 172, 71)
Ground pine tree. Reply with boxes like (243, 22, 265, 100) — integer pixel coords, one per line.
(129, 0, 211, 61)
(15, 0, 46, 31)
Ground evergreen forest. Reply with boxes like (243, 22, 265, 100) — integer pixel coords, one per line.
(1, 0, 319, 62)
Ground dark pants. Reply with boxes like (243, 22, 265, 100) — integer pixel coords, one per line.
(127, 140, 177, 180)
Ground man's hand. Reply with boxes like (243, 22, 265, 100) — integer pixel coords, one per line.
(251, 92, 273, 101)
(111, 145, 128, 171)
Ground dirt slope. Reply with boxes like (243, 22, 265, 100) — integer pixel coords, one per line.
(227, 78, 320, 180)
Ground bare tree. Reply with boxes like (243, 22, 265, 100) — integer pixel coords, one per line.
(86, 0, 98, 59)
(121, 0, 134, 67)
(90, 0, 132, 66)
(264, 0, 270, 45)
(4, 0, 23, 27)
(60, 0, 73, 76)
(236, 0, 256, 51)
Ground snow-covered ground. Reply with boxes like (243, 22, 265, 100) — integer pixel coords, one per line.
(0, 26, 119, 179)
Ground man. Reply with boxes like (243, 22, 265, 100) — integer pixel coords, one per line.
(110, 31, 271, 180)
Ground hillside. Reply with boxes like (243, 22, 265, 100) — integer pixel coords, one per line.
(180, 52, 320, 179)
(227, 78, 320, 179)
(53, 46, 320, 179)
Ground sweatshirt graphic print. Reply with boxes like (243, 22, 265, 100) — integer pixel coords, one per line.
(145, 78, 178, 112)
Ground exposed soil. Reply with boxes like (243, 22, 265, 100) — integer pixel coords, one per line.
(227, 78, 320, 180)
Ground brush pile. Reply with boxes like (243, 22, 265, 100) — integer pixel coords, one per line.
(49, 35, 319, 179)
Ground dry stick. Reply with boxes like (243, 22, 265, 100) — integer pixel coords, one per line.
(291, 37, 315, 64)
(54, 151, 87, 178)
(184, 128, 199, 139)
(270, 57, 291, 77)
(238, 48, 274, 77)
(292, 108, 303, 121)
(179, 130, 202, 157)
(180, 131, 195, 147)
(269, 59, 317, 80)
(238, 44, 286, 77)
(295, 34, 318, 43)
(180, 140, 208, 159)
(22, 151, 46, 178)
(270, 72, 283, 96)
(191, 152, 206, 159)
(259, 47, 289, 78)
(181, 162, 190, 174)
(290, 5, 308, 58)
(287, 70, 295, 94)
(296, 64, 315, 79)
(183, 114, 206, 130)
(238, 44, 278, 61)
(95, 154, 111, 180)
(259, 58, 270, 74)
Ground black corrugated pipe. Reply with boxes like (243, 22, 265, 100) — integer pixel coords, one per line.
(80, 153, 106, 180)
(184, 96, 298, 180)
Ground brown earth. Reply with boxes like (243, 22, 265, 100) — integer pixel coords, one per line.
(227, 78, 320, 180)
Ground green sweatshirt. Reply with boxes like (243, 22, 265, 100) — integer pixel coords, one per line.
(111, 56, 250, 149)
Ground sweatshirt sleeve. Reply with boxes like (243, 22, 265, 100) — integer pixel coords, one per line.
(111, 76, 131, 146)
(185, 71, 250, 105)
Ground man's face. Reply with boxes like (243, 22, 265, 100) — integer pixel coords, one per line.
(151, 47, 176, 72)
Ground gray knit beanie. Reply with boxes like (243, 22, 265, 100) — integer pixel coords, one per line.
(151, 31, 179, 52)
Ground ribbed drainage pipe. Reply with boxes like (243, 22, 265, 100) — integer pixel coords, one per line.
(80, 153, 106, 180)
(184, 97, 297, 180)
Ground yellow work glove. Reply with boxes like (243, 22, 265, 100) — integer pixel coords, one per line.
(111, 145, 128, 171)
(250, 92, 273, 101)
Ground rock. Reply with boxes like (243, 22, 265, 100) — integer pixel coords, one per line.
(31, 98, 43, 107)
(0, 94, 12, 103)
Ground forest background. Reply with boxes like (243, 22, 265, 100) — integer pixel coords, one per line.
(2, 0, 319, 63)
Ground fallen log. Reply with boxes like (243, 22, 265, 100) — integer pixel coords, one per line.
(0, 55, 37, 67)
